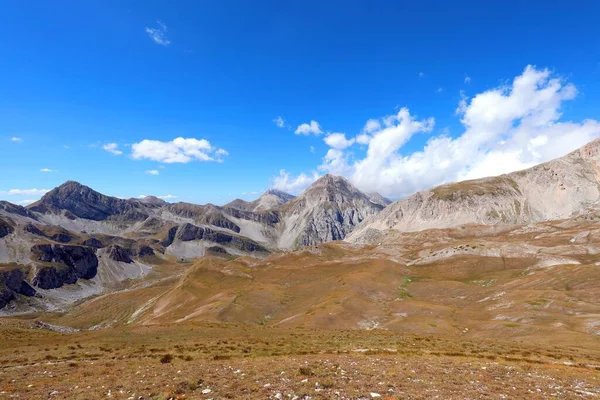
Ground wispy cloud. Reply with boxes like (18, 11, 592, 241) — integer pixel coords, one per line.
(418, 72, 425, 78)
(146, 169, 159, 175)
(0, 188, 49, 196)
(273, 116, 286, 128)
(464, 76, 472, 84)
(11, 137, 22, 142)
(102, 143, 123, 155)
(145, 20, 171, 46)
(16, 199, 36, 205)
(159, 194, 177, 199)
(436, 87, 443, 93)
(132, 137, 227, 163)
(40, 168, 53, 173)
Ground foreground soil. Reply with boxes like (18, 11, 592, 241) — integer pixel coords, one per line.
(1, 322, 599, 399)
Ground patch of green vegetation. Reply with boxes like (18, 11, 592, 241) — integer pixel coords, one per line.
(504, 323, 519, 328)
(431, 177, 521, 201)
(526, 299, 549, 307)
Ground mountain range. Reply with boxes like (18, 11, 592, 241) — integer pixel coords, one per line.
(2, 138, 600, 313)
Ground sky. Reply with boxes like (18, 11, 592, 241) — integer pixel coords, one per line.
(1, 0, 600, 206)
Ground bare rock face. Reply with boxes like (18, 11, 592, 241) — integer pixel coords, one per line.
(277, 174, 385, 248)
(136, 245, 155, 257)
(349, 138, 600, 243)
(81, 238, 104, 248)
(107, 245, 133, 263)
(0, 268, 36, 309)
(0, 218, 14, 238)
(172, 223, 269, 253)
(31, 244, 98, 289)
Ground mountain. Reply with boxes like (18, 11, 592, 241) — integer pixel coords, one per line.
(0, 175, 381, 311)
(28, 181, 161, 222)
(277, 174, 385, 248)
(225, 189, 295, 212)
(348, 138, 600, 243)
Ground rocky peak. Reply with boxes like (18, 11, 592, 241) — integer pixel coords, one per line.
(135, 196, 167, 206)
(28, 181, 154, 221)
(277, 174, 385, 248)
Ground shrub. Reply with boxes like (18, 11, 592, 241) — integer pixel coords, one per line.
(160, 353, 174, 364)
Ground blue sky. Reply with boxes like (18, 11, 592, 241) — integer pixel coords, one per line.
(1, 0, 600, 205)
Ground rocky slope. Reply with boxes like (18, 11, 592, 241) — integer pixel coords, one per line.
(349, 138, 600, 243)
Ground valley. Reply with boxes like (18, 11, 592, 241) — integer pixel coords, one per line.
(2, 140, 600, 398)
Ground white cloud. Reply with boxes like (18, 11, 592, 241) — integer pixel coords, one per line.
(295, 120, 323, 135)
(418, 72, 425, 78)
(145, 20, 170, 46)
(324, 133, 355, 150)
(363, 119, 381, 134)
(16, 199, 35, 205)
(146, 169, 159, 175)
(0, 188, 49, 196)
(40, 168, 53, 173)
(131, 137, 227, 163)
(356, 133, 371, 145)
(275, 65, 600, 199)
(272, 170, 320, 194)
(11, 137, 22, 142)
(273, 116, 286, 128)
(103, 143, 123, 155)
(310, 145, 316, 153)
(436, 87, 443, 93)
(464, 76, 472, 84)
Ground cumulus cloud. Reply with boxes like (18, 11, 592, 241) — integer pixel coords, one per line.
(146, 169, 159, 175)
(0, 188, 49, 196)
(324, 133, 355, 150)
(273, 116, 286, 128)
(272, 170, 320, 194)
(40, 168, 53, 173)
(145, 20, 170, 46)
(103, 143, 123, 155)
(295, 120, 323, 135)
(10, 137, 22, 142)
(275, 65, 600, 199)
(131, 137, 227, 163)
(16, 199, 35, 205)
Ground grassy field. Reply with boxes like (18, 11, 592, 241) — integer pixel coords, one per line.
(3, 217, 600, 398)
(1, 321, 599, 399)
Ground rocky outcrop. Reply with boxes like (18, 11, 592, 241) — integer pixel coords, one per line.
(0, 201, 37, 219)
(136, 246, 155, 257)
(0, 218, 13, 238)
(0, 267, 36, 309)
(173, 223, 269, 253)
(81, 238, 104, 248)
(277, 174, 385, 248)
(107, 245, 133, 263)
(31, 244, 98, 289)
(348, 139, 600, 243)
